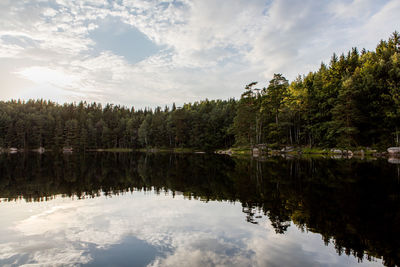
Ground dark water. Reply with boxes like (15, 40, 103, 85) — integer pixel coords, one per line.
(0, 153, 399, 267)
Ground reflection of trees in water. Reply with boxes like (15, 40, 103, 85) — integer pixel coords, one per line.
(237, 158, 400, 267)
(0, 153, 399, 266)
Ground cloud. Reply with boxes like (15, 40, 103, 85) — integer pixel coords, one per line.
(16, 66, 79, 87)
(0, 0, 399, 108)
(0, 191, 382, 266)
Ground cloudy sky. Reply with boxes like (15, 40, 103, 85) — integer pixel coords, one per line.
(0, 0, 399, 108)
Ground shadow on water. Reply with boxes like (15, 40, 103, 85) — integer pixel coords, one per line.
(0, 152, 399, 266)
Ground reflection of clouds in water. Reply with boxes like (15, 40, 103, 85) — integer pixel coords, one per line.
(0, 240, 92, 266)
(150, 247, 252, 267)
(30, 247, 91, 266)
(250, 220, 381, 267)
(149, 236, 256, 267)
(0, 191, 382, 267)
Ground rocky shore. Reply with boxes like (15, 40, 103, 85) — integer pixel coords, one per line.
(216, 146, 400, 163)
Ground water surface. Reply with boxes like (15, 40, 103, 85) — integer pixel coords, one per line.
(0, 153, 399, 266)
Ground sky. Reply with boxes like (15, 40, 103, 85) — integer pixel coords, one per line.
(0, 0, 399, 108)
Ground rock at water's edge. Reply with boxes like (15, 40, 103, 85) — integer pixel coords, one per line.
(387, 147, 400, 154)
(331, 149, 342, 154)
(388, 157, 400, 164)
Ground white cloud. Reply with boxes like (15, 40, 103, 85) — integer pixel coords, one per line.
(16, 66, 79, 87)
(0, 41, 24, 58)
(0, 0, 399, 107)
(329, 0, 381, 20)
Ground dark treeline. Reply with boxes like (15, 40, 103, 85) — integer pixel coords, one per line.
(0, 32, 399, 150)
(0, 99, 236, 151)
(0, 153, 399, 266)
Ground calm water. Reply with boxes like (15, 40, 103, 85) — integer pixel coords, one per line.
(0, 153, 399, 267)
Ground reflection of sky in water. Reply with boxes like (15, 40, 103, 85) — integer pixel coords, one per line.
(0, 191, 383, 267)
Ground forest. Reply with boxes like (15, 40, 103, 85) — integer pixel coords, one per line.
(0, 32, 399, 151)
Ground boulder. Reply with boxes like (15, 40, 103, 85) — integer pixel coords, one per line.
(331, 149, 342, 154)
(388, 157, 400, 164)
(252, 147, 260, 156)
(387, 147, 400, 154)
(217, 149, 232, 155)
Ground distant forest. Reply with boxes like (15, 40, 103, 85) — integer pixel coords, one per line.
(0, 32, 399, 151)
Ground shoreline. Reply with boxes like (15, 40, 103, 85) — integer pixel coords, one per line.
(215, 146, 400, 159)
(1, 146, 400, 161)
(0, 147, 205, 154)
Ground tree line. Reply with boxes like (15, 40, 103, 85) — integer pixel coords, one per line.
(0, 32, 399, 150)
(0, 99, 236, 151)
(233, 31, 400, 148)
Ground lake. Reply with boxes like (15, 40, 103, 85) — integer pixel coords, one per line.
(0, 152, 399, 266)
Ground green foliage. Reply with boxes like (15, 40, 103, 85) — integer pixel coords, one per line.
(232, 82, 260, 146)
(233, 31, 400, 148)
(0, 99, 236, 151)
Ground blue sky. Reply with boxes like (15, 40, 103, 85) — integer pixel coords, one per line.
(0, 0, 399, 108)
(89, 16, 162, 64)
